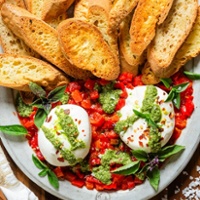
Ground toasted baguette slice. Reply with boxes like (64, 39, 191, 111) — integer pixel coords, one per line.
(74, 0, 90, 20)
(23, 0, 44, 18)
(108, 0, 138, 32)
(119, 10, 145, 70)
(1, 3, 92, 80)
(148, 0, 198, 77)
(130, 0, 174, 56)
(45, 12, 68, 28)
(74, 0, 111, 20)
(5, 0, 25, 8)
(41, 0, 74, 21)
(120, 51, 139, 76)
(156, 6, 200, 78)
(57, 19, 120, 80)
(141, 62, 160, 85)
(0, 54, 69, 91)
(88, 4, 118, 57)
(24, 0, 67, 28)
(0, 0, 39, 57)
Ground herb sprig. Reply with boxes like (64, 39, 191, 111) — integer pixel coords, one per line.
(112, 144, 185, 191)
(29, 82, 66, 128)
(160, 78, 189, 109)
(32, 154, 59, 189)
(0, 125, 27, 136)
(183, 71, 200, 80)
(133, 109, 159, 129)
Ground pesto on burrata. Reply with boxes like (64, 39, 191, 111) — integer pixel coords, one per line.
(38, 104, 91, 166)
(115, 85, 175, 153)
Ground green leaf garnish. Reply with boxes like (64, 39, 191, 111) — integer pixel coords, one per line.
(32, 155, 59, 189)
(112, 161, 140, 175)
(47, 170, 59, 189)
(131, 149, 148, 162)
(0, 125, 27, 136)
(47, 85, 66, 103)
(183, 71, 200, 80)
(38, 169, 48, 177)
(165, 82, 190, 109)
(160, 78, 172, 88)
(29, 82, 46, 98)
(34, 108, 48, 128)
(158, 145, 185, 161)
(29, 82, 66, 128)
(147, 167, 160, 191)
(133, 109, 159, 128)
(32, 154, 47, 169)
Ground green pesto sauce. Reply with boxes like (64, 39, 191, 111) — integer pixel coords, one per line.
(141, 85, 158, 113)
(41, 107, 85, 165)
(114, 85, 162, 153)
(99, 83, 121, 114)
(16, 94, 33, 117)
(92, 149, 132, 184)
(114, 114, 138, 134)
(60, 92, 69, 104)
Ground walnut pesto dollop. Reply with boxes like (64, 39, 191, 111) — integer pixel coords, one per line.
(38, 105, 92, 166)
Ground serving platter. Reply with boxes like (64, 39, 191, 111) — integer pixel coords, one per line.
(0, 32, 200, 200)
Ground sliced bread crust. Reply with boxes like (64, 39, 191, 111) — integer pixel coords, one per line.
(1, 3, 93, 80)
(119, 10, 145, 69)
(156, 6, 200, 78)
(57, 18, 120, 80)
(41, 0, 75, 21)
(129, 0, 174, 56)
(148, 0, 198, 77)
(0, 53, 69, 91)
(108, 0, 138, 32)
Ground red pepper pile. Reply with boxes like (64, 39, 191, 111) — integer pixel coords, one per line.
(18, 71, 194, 191)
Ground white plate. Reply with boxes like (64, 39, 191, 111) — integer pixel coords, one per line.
(0, 17, 200, 200)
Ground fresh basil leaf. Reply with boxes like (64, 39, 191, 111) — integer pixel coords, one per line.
(29, 82, 46, 98)
(0, 125, 27, 136)
(47, 85, 66, 102)
(147, 166, 160, 191)
(160, 78, 172, 88)
(183, 71, 200, 80)
(158, 145, 185, 161)
(173, 93, 181, 109)
(47, 170, 59, 189)
(132, 149, 148, 162)
(133, 109, 158, 128)
(112, 161, 140, 175)
(34, 108, 48, 128)
(173, 82, 189, 93)
(38, 169, 48, 177)
(32, 154, 47, 170)
(165, 89, 175, 102)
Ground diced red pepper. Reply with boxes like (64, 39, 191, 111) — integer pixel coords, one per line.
(54, 167, 64, 178)
(71, 89, 83, 103)
(64, 171, 77, 182)
(90, 90, 99, 100)
(84, 79, 96, 90)
(71, 179, 85, 188)
(66, 82, 81, 92)
(90, 112, 105, 127)
(115, 98, 125, 111)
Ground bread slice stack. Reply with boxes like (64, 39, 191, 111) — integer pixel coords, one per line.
(1, 3, 93, 80)
(129, 0, 174, 56)
(0, 0, 40, 57)
(147, 0, 198, 78)
(57, 18, 120, 80)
